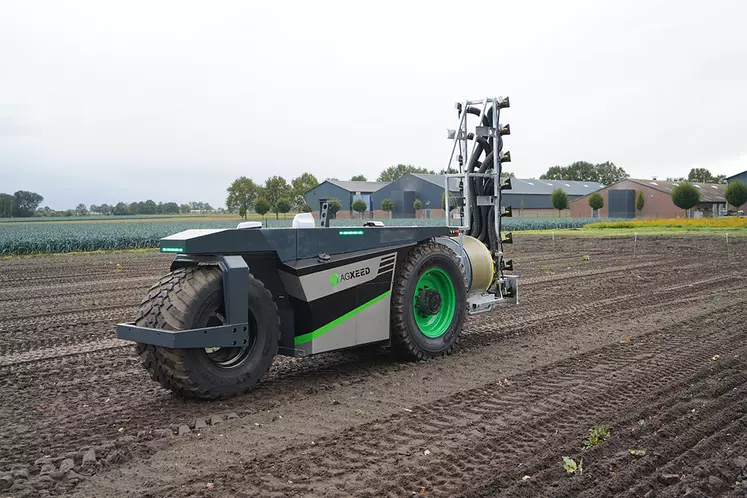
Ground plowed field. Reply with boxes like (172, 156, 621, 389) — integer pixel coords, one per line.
(1, 235, 745, 497)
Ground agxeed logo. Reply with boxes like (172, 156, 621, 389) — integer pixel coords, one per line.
(330, 267, 371, 287)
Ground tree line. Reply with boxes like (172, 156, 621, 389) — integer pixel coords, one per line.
(0, 190, 216, 218)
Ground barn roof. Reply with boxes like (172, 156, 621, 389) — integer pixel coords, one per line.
(321, 180, 390, 193)
(628, 179, 728, 203)
(506, 179, 603, 196)
(410, 174, 602, 196)
(726, 169, 747, 181)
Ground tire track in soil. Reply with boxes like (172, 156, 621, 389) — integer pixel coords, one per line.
(0, 338, 126, 367)
(0, 275, 154, 303)
(0, 305, 138, 332)
(484, 359, 747, 498)
(1, 236, 744, 495)
(169, 303, 745, 498)
(0, 254, 683, 356)
(0, 265, 739, 371)
(1, 269, 742, 480)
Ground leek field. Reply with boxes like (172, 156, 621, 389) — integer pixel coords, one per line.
(0, 217, 614, 254)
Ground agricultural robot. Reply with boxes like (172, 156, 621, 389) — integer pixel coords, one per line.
(117, 97, 518, 399)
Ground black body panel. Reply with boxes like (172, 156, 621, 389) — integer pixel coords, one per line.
(160, 226, 448, 262)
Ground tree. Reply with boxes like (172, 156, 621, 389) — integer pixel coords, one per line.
(75, 203, 88, 216)
(377, 164, 435, 182)
(688, 168, 713, 183)
(636, 190, 645, 217)
(226, 176, 260, 219)
(12, 190, 44, 217)
(441, 191, 455, 210)
(381, 198, 394, 217)
(712, 174, 727, 184)
(438, 167, 458, 175)
(540, 161, 628, 185)
(264, 176, 291, 213)
(291, 173, 319, 210)
(588, 192, 604, 214)
(301, 203, 313, 213)
(276, 198, 292, 219)
(113, 202, 129, 215)
(595, 161, 629, 185)
(254, 198, 271, 217)
(89, 204, 99, 214)
(327, 199, 341, 219)
(161, 202, 180, 214)
(666, 177, 687, 182)
(501, 171, 516, 178)
(541, 161, 596, 181)
(129, 202, 138, 214)
(413, 199, 422, 210)
(99, 204, 112, 215)
(551, 188, 569, 216)
(180, 203, 192, 214)
(141, 199, 158, 214)
(0, 193, 14, 217)
(350, 175, 368, 181)
(725, 179, 747, 208)
(671, 183, 700, 216)
(352, 199, 368, 215)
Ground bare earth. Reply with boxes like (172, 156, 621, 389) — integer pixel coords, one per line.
(1, 235, 746, 498)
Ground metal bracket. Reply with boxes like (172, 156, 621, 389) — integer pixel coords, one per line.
(218, 255, 249, 325)
(466, 293, 500, 315)
(319, 202, 330, 227)
(116, 323, 250, 348)
(477, 195, 499, 206)
(475, 126, 497, 138)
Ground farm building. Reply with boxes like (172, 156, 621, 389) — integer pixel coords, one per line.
(370, 174, 602, 218)
(305, 175, 604, 219)
(304, 179, 389, 217)
(727, 169, 747, 185)
(570, 179, 747, 219)
(499, 178, 603, 217)
(370, 174, 460, 218)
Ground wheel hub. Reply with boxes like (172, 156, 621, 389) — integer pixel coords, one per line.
(203, 312, 255, 369)
(416, 288, 442, 316)
(412, 267, 457, 339)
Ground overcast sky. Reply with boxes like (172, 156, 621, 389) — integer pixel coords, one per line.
(1, 0, 746, 210)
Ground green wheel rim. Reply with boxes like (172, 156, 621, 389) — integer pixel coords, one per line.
(413, 267, 456, 338)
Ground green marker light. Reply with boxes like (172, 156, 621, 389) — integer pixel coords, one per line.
(161, 247, 184, 253)
(338, 230, 364, 236)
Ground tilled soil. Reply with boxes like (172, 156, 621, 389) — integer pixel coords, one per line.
(0, 235, 745, 497)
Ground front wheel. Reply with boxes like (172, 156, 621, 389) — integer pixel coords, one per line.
(134, 266, 279, 399)
(390, 242, 467, 360)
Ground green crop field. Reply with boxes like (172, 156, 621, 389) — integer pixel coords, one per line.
(0, 217, 614, 254)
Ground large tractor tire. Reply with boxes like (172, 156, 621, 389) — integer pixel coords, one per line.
(134, 266, 279, 399)
(391, 242, 467, 360)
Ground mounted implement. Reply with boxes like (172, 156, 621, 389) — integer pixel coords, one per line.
(117, 97, 518, 399)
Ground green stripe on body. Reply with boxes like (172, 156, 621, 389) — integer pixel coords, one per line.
(294, 290, 391, 345)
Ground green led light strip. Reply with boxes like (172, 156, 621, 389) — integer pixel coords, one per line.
(338, 230, 364, 236)
(161, 247, 184, 253)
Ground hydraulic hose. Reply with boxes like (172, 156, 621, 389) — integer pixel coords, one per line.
(462, 104, 503, 254)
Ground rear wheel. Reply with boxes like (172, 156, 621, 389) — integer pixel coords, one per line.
(134, 266, 279, 399)
(391, 242, 467, 360)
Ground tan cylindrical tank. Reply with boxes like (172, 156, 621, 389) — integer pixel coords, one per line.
(458, 235, 494, 293)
